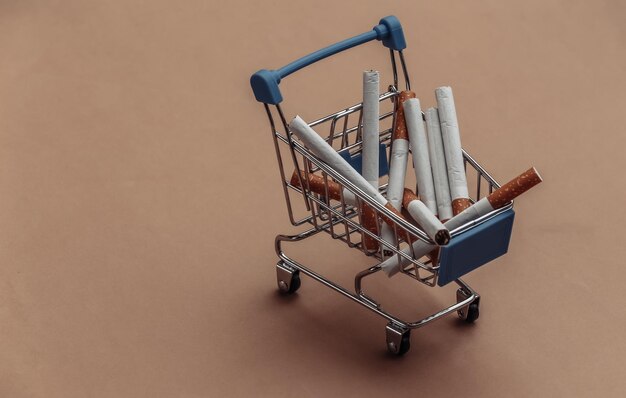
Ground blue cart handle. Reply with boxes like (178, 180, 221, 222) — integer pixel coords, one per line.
(250, 15, 406, 105)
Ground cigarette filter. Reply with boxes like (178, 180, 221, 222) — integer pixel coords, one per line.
(404, 98, 437, 215)
(381, 167, 543, 276)
(425, 107, 453, 221)
(290, 170, 356, 205)
(435, 86, 471, 215)
(486, 167, 543, 209)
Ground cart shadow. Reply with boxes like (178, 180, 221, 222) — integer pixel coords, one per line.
(270, 289, 301, 304)
(263, 288, 475, 368)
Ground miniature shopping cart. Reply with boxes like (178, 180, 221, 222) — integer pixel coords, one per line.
(250, 16, 515, 356)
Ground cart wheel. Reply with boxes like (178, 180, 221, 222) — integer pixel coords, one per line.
(285, 272, 301, 294)
(458, 302, 480, 323)
(456, 288, 480, 323)
(386, 323, 411, 356)
(464, 303, 479, 323)
(396, 334, 411, 356)
(277, 262, 301, 294)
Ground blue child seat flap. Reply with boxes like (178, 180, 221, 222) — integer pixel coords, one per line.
(437, 209, 515, 286)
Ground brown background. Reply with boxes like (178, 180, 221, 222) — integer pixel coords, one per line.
(1, 1, 625, 397)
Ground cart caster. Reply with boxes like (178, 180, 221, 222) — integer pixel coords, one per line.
(386, 323, 410, 356)
(462, 303, 479, 323)
(456, 288, 480, 323)
(276, 262, 301, 294)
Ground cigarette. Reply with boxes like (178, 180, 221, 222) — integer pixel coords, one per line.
(362, 71, 381, 251)
(425, 107, 453, 221)
(435, 86, 471, 215)
(381, 167, 543, 276)
(404, 98, 438, 215)
(290, 169, 430, 245)
(288, 116, 445, 251)
(402, 188, 450, 245)
(362, 71, 380, 188)
(381, 91, 415, 247)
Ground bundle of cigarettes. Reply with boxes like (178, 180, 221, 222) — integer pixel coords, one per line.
(288, 71, 542, 275)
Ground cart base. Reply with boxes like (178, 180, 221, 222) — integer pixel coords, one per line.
(274, 229, 481, 356)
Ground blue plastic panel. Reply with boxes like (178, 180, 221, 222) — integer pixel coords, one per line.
(339, 143, 389, 177)
(437, 209, 515, 286)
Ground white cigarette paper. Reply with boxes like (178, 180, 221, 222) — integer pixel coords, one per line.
(380, 138, 409, 246)
(382, 198, 494, 276)
(342, 189, 356, 206)
(404, 98, 437, 214)
(386, 139, 409, 213)
(435, 87, 469, 202)
(362, 70, 380, 188)
(425, 107, 454, 221)
(289, 116, 387, 205)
